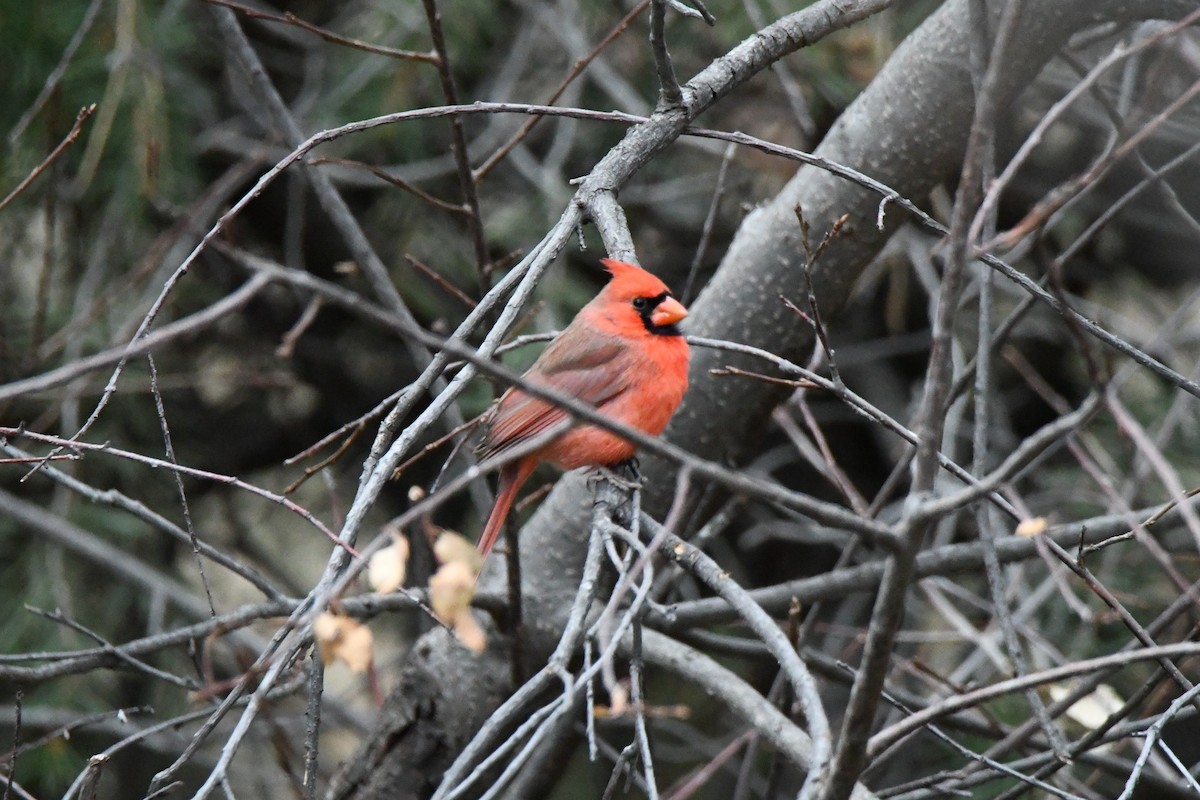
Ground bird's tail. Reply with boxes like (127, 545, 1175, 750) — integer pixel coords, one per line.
(478, 459, 536, 558)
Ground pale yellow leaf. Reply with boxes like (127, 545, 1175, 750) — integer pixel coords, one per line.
(368, 534, 410, 593)
(608, 681, 630, 718)
(1048, 683, 1124, 730)
(453, 609, 487, 654)
(434, 531, 482, 574)
(1015, 517, 1048, 537)
(336, 617, 374, 673)
(429, 560, 476, 623)
(312, 612, 374, 673)
(313, 611, 342, 666)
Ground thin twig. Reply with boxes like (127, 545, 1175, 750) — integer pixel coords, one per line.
(405, 254, 478, 309)
(0, 105, 96, 213)
(1, 691, 19, 800)
(650, 0, 684, 107)
(301, 651, 323, 800)
(869, 642, 1200, 759)
(648, 516, 832, 797)
(203, 0, 440, 62)
(473, 0, 651, 181)
(3, 427, 353, 556)
(6, 0, 104, 145)
(683, 142, 736, 304)
(629, 623, 659, 799)
(147, 351, 216, 617)
(309, 156, 468, 215)
(419, 0, 490, 286)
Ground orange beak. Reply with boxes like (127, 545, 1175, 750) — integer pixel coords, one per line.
(651, 295, 689, 327)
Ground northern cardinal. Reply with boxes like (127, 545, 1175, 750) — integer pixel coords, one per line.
(475, 258, 690, 557)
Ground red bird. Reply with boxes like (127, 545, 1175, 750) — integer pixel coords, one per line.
(475, 258, 690, 557)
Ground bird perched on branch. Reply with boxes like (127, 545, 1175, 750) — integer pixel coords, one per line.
(475, 258, 691, 557)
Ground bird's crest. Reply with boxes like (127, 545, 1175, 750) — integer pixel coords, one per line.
(599, 258, 672, 300)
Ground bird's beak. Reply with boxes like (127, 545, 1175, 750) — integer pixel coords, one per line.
(651, 295, 688, 327)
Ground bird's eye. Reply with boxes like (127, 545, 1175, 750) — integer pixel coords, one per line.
(632, 297, 649, 311)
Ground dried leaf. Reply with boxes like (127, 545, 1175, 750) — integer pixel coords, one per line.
(608, 681, 630, 718)
(1015, 517, 1048, 537)
(313, 612, 342, 666)
(453, 609, 487, 654)
(594, 702, 691, 720)
(429, 560, 476, 622)
(336, 618, 374, 673)
(1048, 683, 1124, 730)
(368, 533, 410, 593)
(434, 531, 482, 574)
(313, 611, 374, 673)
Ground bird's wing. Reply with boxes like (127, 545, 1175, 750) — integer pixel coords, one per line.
(478, 335, 630, 461)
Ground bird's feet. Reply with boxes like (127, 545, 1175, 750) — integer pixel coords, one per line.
(592, 458, 643, 490)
